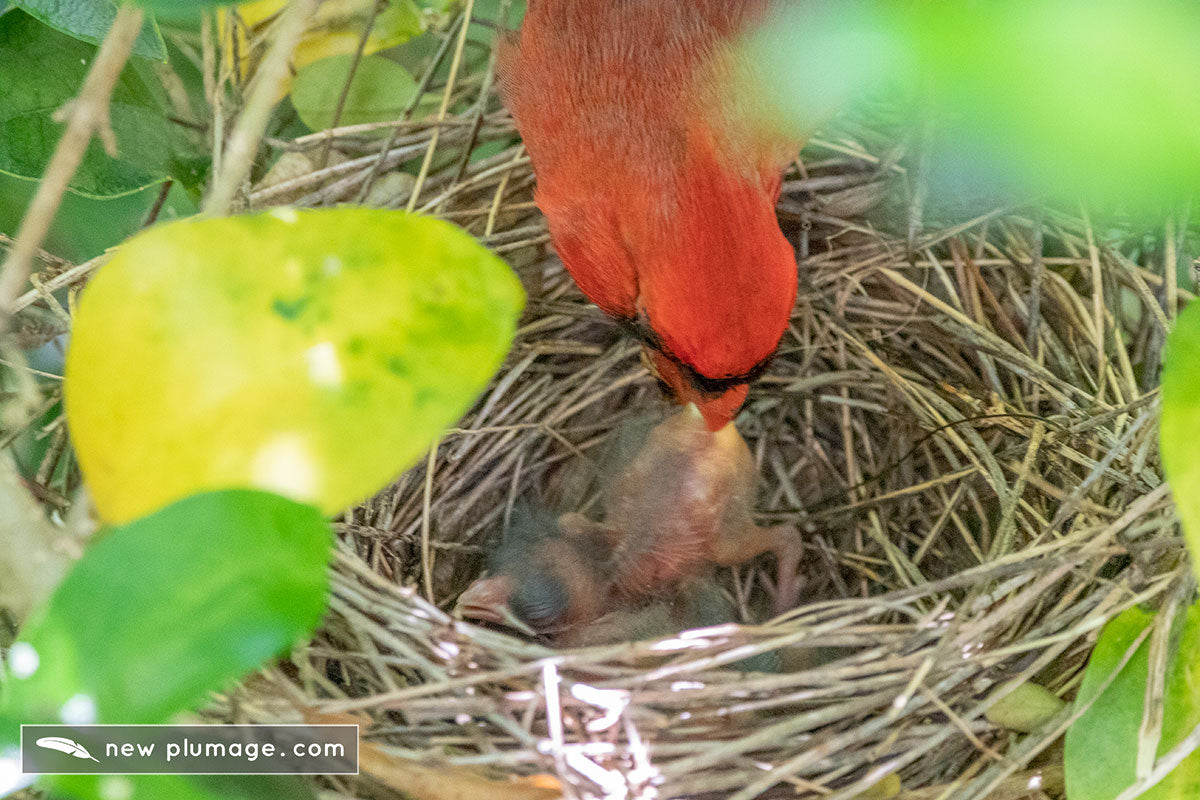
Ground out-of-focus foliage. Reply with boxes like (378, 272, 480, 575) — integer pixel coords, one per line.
(1162, 302, 1200, 577)
(0, 490, 330, 800)
(134, 0, 253, 11)
(1064, 605, 1200, 800)
(1, 490, 331, 725)
(744, 0, 897, 144)
(64, 208, 525, 524)
(290, 53, 417, 131)
(0, 174, 196, 263)
(224, 0, 427, 101)
(13, 0, 165, 59)
(49, 774, 319, 800)
(747, 0, 1200, 209)
(0, 11, 188, 197)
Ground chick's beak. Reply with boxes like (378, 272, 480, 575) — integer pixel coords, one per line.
(648, 351, 747, 432)
(456, 576, 541, 636)
(456, 576, 510, 623)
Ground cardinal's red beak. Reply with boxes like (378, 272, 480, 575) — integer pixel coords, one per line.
(648, 351, 748, 431)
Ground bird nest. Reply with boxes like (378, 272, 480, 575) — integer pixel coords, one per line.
(222, 36, 1185, 800)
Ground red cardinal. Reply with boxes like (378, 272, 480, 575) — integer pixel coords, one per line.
(499, 0, 799, 430)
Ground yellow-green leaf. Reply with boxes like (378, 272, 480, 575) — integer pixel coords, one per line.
(224, 0, 425, 101)
(64, 207, 524, 523)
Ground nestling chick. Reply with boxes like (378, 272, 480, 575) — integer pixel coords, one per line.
(455, 504, 615, 635)
(604, 407, 803, 612)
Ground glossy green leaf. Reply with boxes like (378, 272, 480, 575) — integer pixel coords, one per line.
(2, 490, 331, 724)
(1064, 605, 1200, 800)
(0, 10, 182, 197)
(1162, 302, 1200, 576)
(13, 0, 165, 60)
(291, 53, 418, 132)
(64, 207, 524, 523)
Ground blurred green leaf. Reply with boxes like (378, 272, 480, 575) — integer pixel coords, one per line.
(13, 0, 165, 60)
(48, 773, 319, 800)
(0, 11, 185, 197)
(1064, 605, 1200, 800)
(907, 0, 1200, 206)
(229, 0, 424, 86)
(291, 53, 418, 132)
(747, 0, 1200, 208)
(134, 0, 245, 9)
(0, 174, 199, 263)
(1162, 302, 1200, 575)
(64, 208, 525, 523)
(2, 490, 331, 724)
(140, 1, 264, 28)
(745, 0, 899, 141)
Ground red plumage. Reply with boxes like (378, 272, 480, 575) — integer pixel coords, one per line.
(498, 0, 800, 430)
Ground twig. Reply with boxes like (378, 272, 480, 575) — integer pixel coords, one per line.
(354, 13, 466, 203)
(421, 439, 439, 604)
(317, 0, 385, 169)
(1114, 721, 1200, 800)
(204, 0, 320, 215)
(0, 456, 91, 623)
(8, 253, 110, 316)
(406, 0, 477, 212)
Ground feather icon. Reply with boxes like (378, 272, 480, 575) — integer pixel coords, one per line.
(35, 736, 100, 762)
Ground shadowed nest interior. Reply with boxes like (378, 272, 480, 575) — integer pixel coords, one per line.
(206, 11, 1190, 800)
